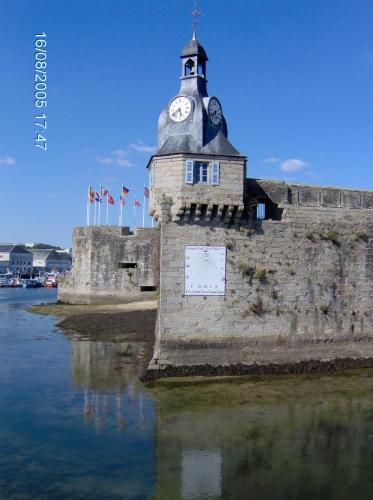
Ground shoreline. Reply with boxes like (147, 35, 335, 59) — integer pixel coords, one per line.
(29, 300, 157, 344)
(30, 301, 373, 383)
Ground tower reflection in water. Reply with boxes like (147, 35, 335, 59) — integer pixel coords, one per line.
(69, 335, 373, 499)
(70, 336, 152, 434)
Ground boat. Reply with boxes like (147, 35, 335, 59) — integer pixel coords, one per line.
(44, 279, 57, 288)
(23, 279, 43, 288)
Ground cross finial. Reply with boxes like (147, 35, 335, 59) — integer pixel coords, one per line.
(192, 0, 201, 39)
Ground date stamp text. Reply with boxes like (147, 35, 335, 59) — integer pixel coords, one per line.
(34, 32, 47, 151)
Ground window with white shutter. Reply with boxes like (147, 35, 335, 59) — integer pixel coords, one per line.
(211, 161, 220, 185)
(185, 160, 194, 184)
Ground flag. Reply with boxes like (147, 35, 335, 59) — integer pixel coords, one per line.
(101, 186, 108, 198)
(107, 194, 115, 205)
(122, 185, 129, 196)
(120, 195, 126, 206)
(95, 192, 101, 202)
(134, 199, 140, 207)
(89, 187, 95, 203)
(144, 186, 149, 198)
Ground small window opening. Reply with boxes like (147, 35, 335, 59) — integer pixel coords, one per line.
(257, 203, 266, 220)
(140, 285, 157, 292)
(119, 262, 137, 269)
(185, 59, 195, 76)
(197, 64, 204, 76)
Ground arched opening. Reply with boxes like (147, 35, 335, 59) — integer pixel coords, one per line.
(185, 59, 195, 76)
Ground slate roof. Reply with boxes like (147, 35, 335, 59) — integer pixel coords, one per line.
(156, 131, 242, 157)
(0, 245, 32, 254)
(180, 38, 208, 60)
(29, 249, 71, 261)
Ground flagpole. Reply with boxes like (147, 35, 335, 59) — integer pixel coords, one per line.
(106, 195, 109, 226)
(142, 188, 145, 228)
(133, 199, 136, 231)
(119, 197, 123, 227)
(87, 186, 90, 226)
(98, 185, 102, 225)
(94, 197, 97, 226)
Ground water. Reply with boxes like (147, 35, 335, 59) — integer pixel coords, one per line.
(1, 289, 373, 499)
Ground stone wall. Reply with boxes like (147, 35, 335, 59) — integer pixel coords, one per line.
(58, 226, 160, 304)
(149, 153, 245, 221)
(147, 180, 373, 377)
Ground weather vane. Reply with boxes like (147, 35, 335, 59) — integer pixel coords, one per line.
(191, 0, 202, 39)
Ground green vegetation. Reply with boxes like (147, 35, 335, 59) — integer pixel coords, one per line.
(254, 268, 268, 283)
(250, 297, 264, 315)
(237, 260, 256, 279)
(319, 304, 329, 315)
(319, 231, 340, 246)
(355, 232, 368, 243)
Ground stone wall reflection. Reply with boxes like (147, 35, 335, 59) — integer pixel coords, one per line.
(154, 373, 373, 499)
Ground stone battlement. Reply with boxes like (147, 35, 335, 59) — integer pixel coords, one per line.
(245, 178, 373, 210)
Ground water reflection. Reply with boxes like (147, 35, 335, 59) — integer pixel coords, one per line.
(2, 289, 373, 499)
(69, 328, 373, 499)
(70, 336, 152, 435)
(152, 374, 373, 500)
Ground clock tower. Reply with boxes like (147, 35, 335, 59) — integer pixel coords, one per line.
(147, 32, 246, 224)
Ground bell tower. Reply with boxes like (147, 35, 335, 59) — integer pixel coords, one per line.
(147, 29, 246, 225)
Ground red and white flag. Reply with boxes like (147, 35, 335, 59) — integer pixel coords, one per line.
(134, 199, 140, 207)
(107, 194, 115, 205)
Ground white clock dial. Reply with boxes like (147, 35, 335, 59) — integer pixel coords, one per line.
(169, 96, 192, 122)
(208, 98, 222, 126)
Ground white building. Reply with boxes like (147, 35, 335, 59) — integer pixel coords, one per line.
(0, 245, 33, 274)
(30, 249, 71, 273)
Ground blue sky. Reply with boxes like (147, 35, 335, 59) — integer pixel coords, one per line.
(1, 0, 372, 247)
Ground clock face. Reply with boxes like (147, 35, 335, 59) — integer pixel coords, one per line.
(208, 98, 222, 126)
(185, 246, 226, 296)
(169, 96, 192, 122)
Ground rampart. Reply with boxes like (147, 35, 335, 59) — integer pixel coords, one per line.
(58, 226, 160, 304)
(146, 179, 373, 378)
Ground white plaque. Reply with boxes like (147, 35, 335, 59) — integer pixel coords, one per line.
(185, 246, 226, 296)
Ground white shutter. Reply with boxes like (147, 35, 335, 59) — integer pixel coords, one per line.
(211, 161, 220, 185)
(185, 160, 194, 184)
(149, 166, 155, 187)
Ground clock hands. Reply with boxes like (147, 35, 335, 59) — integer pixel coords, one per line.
(172, 107, 182, 119)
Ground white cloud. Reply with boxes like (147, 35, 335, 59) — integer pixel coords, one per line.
(96, 149, 134, 168)
(263, 157, 281, 164)
(280, 158, 309, 172)
(0, 155, 16, 165)
(129, 140, 156, 154)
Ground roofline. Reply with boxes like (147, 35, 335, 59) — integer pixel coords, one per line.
(246, 177, 373, 194)
(146, 152, 247, 170)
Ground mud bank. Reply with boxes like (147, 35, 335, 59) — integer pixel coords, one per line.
(30, 300, 157, 343)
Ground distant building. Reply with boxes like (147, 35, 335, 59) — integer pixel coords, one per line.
(0, 245, 33, 274)
(29, 249, 71, 273)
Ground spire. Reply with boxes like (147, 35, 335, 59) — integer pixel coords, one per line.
(191, 0, 201, 40)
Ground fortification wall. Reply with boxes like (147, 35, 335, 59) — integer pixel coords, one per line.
(147, 181, 373, 377)
(58, 226, 160, 304)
